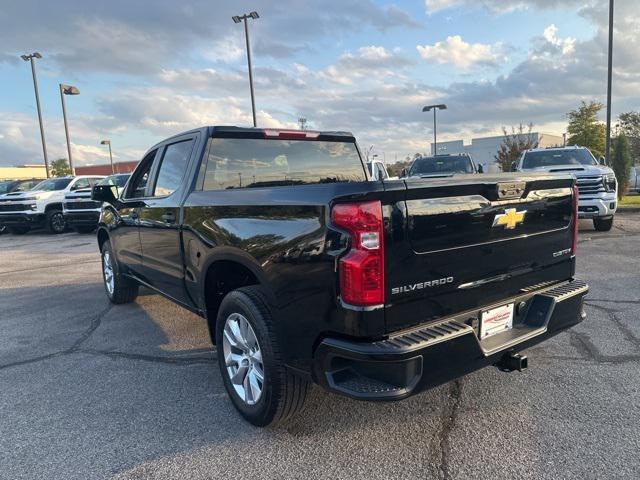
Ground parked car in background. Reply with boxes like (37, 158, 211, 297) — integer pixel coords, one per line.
(63, 174, 130, 233)
(92, 126, 587, 427)
(400, 153, 480, 178)
(514, 146, 617, 231)
(629, 165, 639, 194)
(0, 179, 43, 234)
(366, 159, 390, 181)
(0, 176, 104, 234)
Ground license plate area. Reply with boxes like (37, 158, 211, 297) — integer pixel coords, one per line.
(480, 303, 514, 339)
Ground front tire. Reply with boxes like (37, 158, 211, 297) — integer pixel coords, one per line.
(216, 286, 309, 427)
(593, 216, 614, 231)
(45, 210, 66, 234)
(101, 240, 139, 304)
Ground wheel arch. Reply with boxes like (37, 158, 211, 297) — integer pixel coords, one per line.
(44, 202, 63, 213)
(199, 250, 275, 344)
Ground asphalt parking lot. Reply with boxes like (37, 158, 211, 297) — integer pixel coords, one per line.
(1, 214, 639, 480)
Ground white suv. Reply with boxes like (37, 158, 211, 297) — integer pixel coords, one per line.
(515, 146, 617, 231)
(0, 176, 104, 234)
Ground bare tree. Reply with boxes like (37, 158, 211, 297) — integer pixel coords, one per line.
(495, 123, 539, 172)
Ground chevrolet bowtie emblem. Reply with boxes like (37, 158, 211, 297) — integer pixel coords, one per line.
(492, 208, 526, 230)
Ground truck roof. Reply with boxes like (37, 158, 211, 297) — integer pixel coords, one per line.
(158, 126, 356, 144)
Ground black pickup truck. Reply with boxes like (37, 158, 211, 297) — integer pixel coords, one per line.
(93, 126, 588, 426)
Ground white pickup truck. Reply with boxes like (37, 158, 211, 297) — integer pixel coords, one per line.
(63, 174, 130, 233)
(515, 146, 617, 231)
(0, 176, 104, 234)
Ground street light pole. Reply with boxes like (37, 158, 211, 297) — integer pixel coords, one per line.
(21, 52, 49, 178)
(422, 104, 447, 155)
(100, 140, 114, 174)
(59, 83, 80, 175)
(233, 11, 259, 127)
(605, 0, 614, 162)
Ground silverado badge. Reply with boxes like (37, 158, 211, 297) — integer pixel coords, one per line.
(492, 208, 526, 230)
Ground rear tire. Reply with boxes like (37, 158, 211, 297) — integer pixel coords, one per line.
(8, 226, 30, 235)
(45, 210, 66, 234)
(593, 216, 613, 231)
(216, 286, 310, 427)
(101, 240, 139, 304)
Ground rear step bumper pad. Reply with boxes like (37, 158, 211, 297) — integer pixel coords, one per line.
(313, 279, 588, 400)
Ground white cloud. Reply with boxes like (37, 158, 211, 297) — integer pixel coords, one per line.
(541, 24, 576, 55)
(417, 36, 506, 69)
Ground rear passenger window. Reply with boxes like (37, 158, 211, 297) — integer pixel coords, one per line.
(201, 138, 365, 190)
(153, 140, 195, 197)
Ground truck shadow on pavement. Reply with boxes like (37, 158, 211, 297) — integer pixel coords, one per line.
(0, 282, 454, 479)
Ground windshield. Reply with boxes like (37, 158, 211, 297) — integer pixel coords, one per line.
(522, 149, 597, 169)
(409, 155, 474, 176)
(32, 178, 73, 191)
(201, 138, 365, 190)
(0, 181, 13, 194)
(98, 174, 130, 188)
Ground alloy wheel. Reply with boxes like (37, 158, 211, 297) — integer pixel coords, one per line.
(51, 213, 65, 233)
(222, 313, 264, 405)
(102, 251, 114, 295)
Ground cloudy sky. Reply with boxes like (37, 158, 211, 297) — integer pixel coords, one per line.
(0, 0, 638, 167)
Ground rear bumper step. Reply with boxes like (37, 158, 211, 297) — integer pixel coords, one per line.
(313, 279, 588, 400)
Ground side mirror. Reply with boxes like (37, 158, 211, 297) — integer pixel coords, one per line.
(400, 168, 407, 178)
(92, 184, 118, 205)
(599, 156, 606, 166)
(510, 161, 517, 172)
(477, 164, 484, 174)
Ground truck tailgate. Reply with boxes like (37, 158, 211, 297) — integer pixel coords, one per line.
(384, 173, 576, 332)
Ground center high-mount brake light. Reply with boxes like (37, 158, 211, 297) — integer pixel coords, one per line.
(571, 185, 579, 255)
(262, 129, 320, 140)
(331, 201, 384, 307)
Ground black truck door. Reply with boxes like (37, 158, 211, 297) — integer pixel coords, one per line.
(111, 149, 158, 276)
(138, 136, 197, 306)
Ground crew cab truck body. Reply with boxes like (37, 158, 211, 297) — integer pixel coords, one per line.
(0, 175, 104, 234)
(515, 146, 617, 231)
(63, 174, 130, 233)
(93, 126, 588, 426)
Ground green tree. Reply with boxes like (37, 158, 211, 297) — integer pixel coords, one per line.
(611, 134, 632, 200)
(495, 123, 538, 172)
(566, 101, 606, 159)
(617, 111, 640, 162)
(50, 158, 71, 177)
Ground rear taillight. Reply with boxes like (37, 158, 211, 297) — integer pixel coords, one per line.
(331, 201, 384, 306)
(571, 185, 579, 255)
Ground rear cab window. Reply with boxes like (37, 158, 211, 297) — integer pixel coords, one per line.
(199, 136, 366, 191)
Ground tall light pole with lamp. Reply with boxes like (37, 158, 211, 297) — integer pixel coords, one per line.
(59, 83, 80, 175)
(21, 52, 50, 178)
(232, 11, 259, 127)
(422, 104, 447, 155)
(100, 140, 114, 174)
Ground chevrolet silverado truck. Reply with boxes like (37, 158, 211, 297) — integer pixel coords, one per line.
(515, 146, 617, 231)
(92, 126, 588, 426)
(0, 175, 104, 234)
(0, 179, 43, 234)
(63, 174, 130, 233)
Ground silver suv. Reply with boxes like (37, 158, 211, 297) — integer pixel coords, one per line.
(515, 146, 617, 231)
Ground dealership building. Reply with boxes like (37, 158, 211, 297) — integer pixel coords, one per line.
(431, 132, 564, 172)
